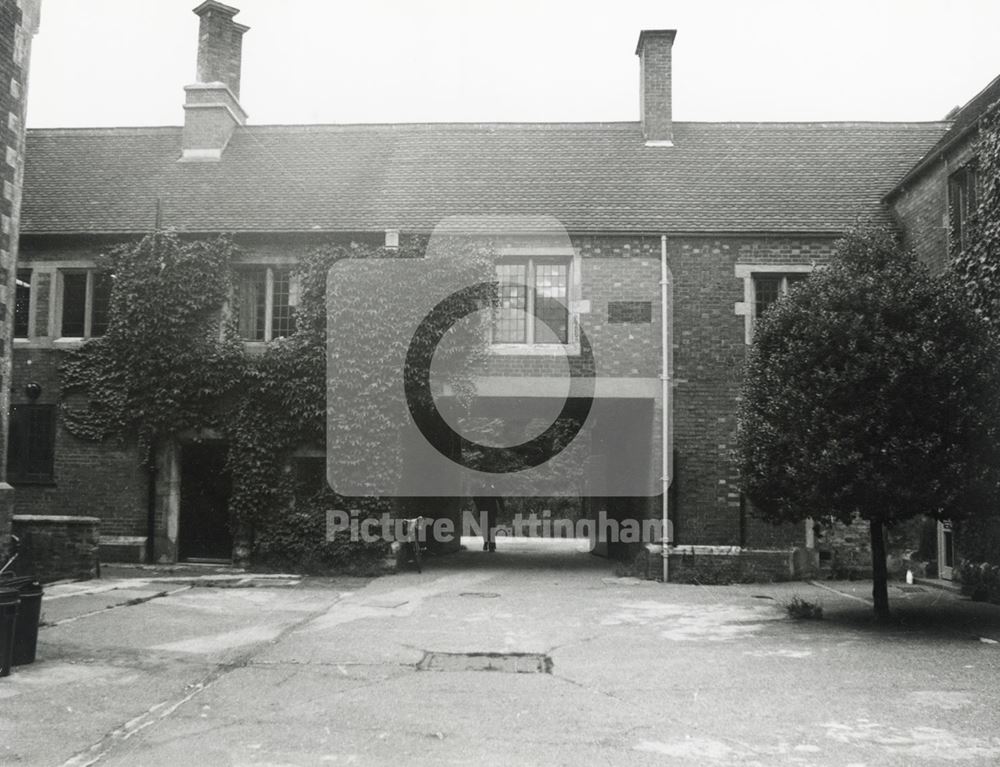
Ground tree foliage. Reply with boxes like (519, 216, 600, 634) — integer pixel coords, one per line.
(739, 226, 1000, 527)
(737, 225, 1000, 615)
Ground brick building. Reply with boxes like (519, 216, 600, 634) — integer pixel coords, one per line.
(9, 2, 978, 574)
(0, 0, 40, 561)
(887, 73, 1000, 579)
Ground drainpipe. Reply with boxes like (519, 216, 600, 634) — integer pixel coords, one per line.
(660, 235, 672, 582)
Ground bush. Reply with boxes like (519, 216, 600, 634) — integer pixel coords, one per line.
(957, 560, 1000, 604)
(252, 496, 388, 576)
(785, 596, 824, 620)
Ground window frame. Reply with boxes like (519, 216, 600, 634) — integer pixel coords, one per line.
(734, 264, 814, 344)
(948, 164, 979, 253)
(13, 267, 31, 339)
(234, 265, 299, 343)
(490, 255, 578, 354)
(55, 268, 111, 341)
(7, 403, 57, 485)
(752, 273, 807, 324)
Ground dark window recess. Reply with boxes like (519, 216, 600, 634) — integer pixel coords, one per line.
(533, 263, 569, 343)
(608, 300, 652, 324)
(949, 165, 979, 252)
(753, 276, 782, 319)
(61, 273, 88, 337)
(14, 269, 30, 337)
(91, 272, 113, 337)
(8, 404, 56, 484)
(237, 270, 267, 341)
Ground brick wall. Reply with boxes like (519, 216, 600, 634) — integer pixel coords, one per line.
(11, 347, 147, 537)
(13, 230, 837, 561)
(0, 0, 40, 562)
(889, 140, 975, 274)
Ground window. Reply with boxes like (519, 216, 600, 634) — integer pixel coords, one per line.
(236, 267, 297, 341)
(60, 270, 111, 338)
(949, 165, 979, 252)
(753, 273, 807, 322)
(7, 404, 56, 484)
(494, 259, 570, 345)
(14, 268, 30, 338)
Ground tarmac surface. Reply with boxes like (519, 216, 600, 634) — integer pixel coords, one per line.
(1, 537, 999, 766)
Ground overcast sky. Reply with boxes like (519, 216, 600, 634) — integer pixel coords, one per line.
(24, 0, 1000, 128)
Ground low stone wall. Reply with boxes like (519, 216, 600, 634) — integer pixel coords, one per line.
(666, 545, 801, 584)
(634, 544, 810, 583)
(11, 515, 100, 582)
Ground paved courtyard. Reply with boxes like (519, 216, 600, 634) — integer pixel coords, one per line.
(2, 538, 999, 766)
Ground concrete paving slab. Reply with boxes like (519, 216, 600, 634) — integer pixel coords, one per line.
(2, 542, 999, 766)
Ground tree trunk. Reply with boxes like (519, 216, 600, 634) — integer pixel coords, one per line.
(869, 518, 890, 620)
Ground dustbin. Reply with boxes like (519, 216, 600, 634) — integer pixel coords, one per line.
(2, 576, 42, 665)
(0, 587, 18, 677)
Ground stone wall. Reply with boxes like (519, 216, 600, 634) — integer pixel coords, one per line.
(666, 545, 801, 584)
(11, 514, 99, 582)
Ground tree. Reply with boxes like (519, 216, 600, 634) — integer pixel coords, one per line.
(737, 226, 1000, 619)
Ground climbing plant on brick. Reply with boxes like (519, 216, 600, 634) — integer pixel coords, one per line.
(58, 231, 497, 571)
(952, 100, 1000, 325)
(59, 231, 246, 460)
(225, 236, 496, 565)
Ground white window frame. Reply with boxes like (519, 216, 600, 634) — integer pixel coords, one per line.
(490, 248, 582, 356)
(734, 264, 814, 345)
(55, 268, 109, 341)
(235, 265, 299, 344)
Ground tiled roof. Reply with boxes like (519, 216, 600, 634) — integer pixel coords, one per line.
(889, 73, 1000, 194)
(21, 120, 949, 236)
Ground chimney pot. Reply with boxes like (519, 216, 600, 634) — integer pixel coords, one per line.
(182, 2, 249, 161)
(636, 29, 676, 146)
(193, 0, 248, 97)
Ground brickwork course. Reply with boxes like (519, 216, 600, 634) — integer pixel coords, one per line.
(0, 0, 39, 561)
(10, 3, 997, 574)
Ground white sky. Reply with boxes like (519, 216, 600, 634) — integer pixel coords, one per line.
(24, 0, 1000, 128)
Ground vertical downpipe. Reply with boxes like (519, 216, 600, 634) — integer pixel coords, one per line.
(660, 235, 672, 582)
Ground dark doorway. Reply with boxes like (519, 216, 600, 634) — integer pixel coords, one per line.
(179, 443, 233, 562)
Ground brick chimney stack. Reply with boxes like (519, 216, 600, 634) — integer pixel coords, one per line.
(636, 30, 676, 146)
(181, 1, 249, 161)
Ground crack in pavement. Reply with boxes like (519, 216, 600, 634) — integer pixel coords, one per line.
(41, 586, 194, 628)
(59, 592, 344, 767)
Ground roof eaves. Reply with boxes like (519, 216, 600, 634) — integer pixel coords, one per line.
(885, 73, 1000, 200)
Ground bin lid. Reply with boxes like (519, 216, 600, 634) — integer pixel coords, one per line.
(0, 587, 19, 605)
(0, 575, 41, 591)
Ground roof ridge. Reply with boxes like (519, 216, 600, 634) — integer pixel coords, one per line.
(26, 125, 182, 135)
(25, 120, 953, 135)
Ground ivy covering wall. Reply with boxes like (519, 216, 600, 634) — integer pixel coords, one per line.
(58, 232, 494, 572)
(950, 99, 1000, 599)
